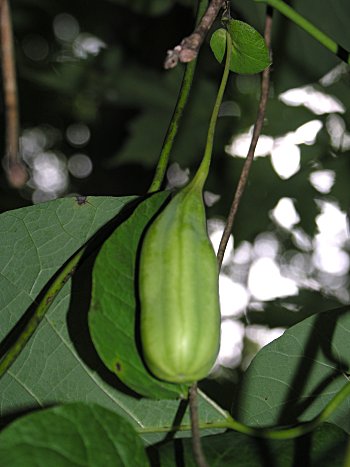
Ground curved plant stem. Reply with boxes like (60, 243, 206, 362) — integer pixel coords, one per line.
(192, 28, 232, 190)
(217, 7, 272, 268)
(223, 382, 350, 439)
(0, 248, 85, 379)
(187, 31, 232, 467)
(259, 0, 350, 64)
(148, 0, 208, 193)
(138, 381, 350, 440)
(225, 379, 350, 439)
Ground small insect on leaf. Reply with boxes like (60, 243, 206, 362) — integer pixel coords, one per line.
(75, 195, 88, 205)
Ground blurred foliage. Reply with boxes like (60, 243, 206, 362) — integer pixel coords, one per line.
(233, 0, 350, 93)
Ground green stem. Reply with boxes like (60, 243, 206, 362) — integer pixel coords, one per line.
(221, 381, 350, 439)
(191, 28, 232, 189)
(137, 381, 350, 439)
(148, 0, 208, 193)
(311, 378, 350, 425)
(257, 0, 350, 64)
(0, 248, 85, 379)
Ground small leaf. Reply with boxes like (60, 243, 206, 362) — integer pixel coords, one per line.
(89, 191, 187, 399)
(210, 20, 271, 74)
(0, 403, 150, 467)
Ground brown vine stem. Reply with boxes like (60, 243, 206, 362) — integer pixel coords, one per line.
(217, 7, 273, 269)
(164, 0, 225, 69)
(189, 383, 209, 467)
(1, 0, 28, 188)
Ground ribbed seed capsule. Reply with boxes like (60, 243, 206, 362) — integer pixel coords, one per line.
(139, 178, 221, 384)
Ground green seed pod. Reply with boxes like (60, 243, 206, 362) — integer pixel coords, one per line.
(139, 25, 232, 385)
(139, 178, 221, 384)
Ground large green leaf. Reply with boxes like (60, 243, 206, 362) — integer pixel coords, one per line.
(0, 196, 136, 336)
(0, 403, 149, 467)
(0, 198, 227, 444)
(157, 423, 348, 466)
(89, 191, 187, 399)
(233, 307, 350, 433)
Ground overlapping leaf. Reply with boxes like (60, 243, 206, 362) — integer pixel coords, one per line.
(89, 191, 187, 399)
(234, 307, 350, 434)
(0, 197, 228, 445)
(0, 196, 135, 338)
(157, 423, 347, 466)
(0, 403, 149, 467)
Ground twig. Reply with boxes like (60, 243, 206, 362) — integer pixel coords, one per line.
(1, 0, 28, 188)
(217, 7, 273, 269)
(189, 383, 209, 467)
(164, 0, 225, 69)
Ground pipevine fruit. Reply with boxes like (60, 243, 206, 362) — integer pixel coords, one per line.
(139, 177, 221, 384)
